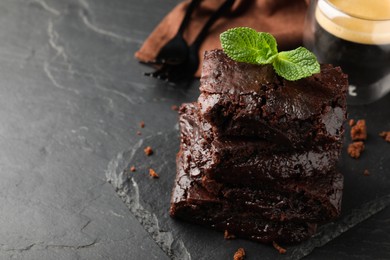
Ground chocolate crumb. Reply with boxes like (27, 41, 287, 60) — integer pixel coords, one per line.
(272, 241, 287, 254)
(171, 105, 179, 111)
(347, 141, 365, 159)
(233, 248, 245, 260)
(224, 230, 236, 240)
(130, 166, 136, 172)
(379, 131, 390, 142)
(144, 146, 153, 156)
(139, 121, 145, 128)
(351, 119, 367, 141)
(136, 131, 142, 136)
(149, 168, 159, 178)
(349, 119, 355, 126)
(363, 169, 370, 176)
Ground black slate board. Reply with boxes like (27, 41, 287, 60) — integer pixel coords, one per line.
(1, 0, 387, 257)
(107, 93, 390, 259)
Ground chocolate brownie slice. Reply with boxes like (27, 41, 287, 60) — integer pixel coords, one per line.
(198, 50, 348, 148)
(170, 154, 317, 243)
(179, 147, 343, 222)
(180, 103, 341, 185)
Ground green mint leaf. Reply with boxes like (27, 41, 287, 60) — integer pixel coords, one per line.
(272, 47, 320, 81)
(220, 27, 321, 81)
(256, 32, 278, 64)
(220, 27, 278, 64)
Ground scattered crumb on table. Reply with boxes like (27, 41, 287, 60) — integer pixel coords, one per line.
(272, 241, 287, 254)
(149, 168, 159, 178)
(144, 146, 153, 156)
(139, 121, 145, 128)
(347, 141, 365, 159)
(363, 169, 370, 176)
(224, 230, 236, 240)
(130, 166, 136, 172)
(233, 247, 245, 260)
(379, 131, 390, 142)
(351, 119, 367, 141)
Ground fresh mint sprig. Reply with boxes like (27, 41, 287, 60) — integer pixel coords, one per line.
(220, 27, 320, 81)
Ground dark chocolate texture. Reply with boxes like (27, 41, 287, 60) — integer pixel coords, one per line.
(181, 146, 343, 222)
(179, 116, 344, 222)
(198, 50, 348, 148)
(180, 103, 341, 184)
(170, 154, 318, 243)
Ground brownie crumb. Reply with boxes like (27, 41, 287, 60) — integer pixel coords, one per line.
(171, 105, 179, 111)
(363, 169, 370, 176)
(136, 131, 142, 136)
(149, 168, 159, 178)
(351, 119, 367, 141)
(349, 119, 355, 126)
(347, 141, 365, 159)
(139, 121, 145, 128)
(233, 248, 245, 260)
(272, 241, 287, 254)
(224, 230, 236, 240)
(144, 146, 153, 156)
(130, 166, 136, 172)
(379, 131, 390, 142)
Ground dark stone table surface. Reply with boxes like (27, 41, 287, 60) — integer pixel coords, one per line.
(1, 0, 389, 259)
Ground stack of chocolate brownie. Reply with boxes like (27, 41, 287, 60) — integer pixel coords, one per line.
(170, 50, 348, 243)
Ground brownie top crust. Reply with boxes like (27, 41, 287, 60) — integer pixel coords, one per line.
(200, 49, 348, 120)
(200, 50, 277, 94)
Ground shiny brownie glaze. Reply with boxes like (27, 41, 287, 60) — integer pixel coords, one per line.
(170, 154, 318, 244)
(180, 103, 341, 184)
(198, 50, 348, 148)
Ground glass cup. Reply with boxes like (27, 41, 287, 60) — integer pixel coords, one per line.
(303, 0, 390, 105)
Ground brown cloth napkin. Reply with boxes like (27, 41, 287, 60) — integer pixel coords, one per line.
(135, 0, 309, 78)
